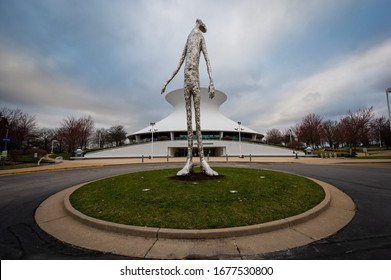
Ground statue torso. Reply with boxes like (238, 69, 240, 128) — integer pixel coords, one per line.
(185, 29, 204, 75)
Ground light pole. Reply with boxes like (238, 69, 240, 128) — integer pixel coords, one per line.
(289, 129, 293, 147)
(4, 127, 9, 153)
(149, 122, 157, 159)
(1, 118, 10, 159)
(386, 88, 391, 133)
(235, 121, 243, 157)
(51, 140, 58, 154)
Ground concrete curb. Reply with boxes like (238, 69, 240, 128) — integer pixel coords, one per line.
(63, 177, 331, 239)
(35, 171, 355, 259)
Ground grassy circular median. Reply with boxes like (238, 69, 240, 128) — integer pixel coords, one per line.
(70, 167, 325, 229)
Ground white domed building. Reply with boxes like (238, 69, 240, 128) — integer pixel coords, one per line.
(85, 88, 302, 158)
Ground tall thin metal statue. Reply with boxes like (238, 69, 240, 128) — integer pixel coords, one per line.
(161, 19, 218, 176)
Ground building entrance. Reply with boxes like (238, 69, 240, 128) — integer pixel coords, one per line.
(172, 148, 217, 157)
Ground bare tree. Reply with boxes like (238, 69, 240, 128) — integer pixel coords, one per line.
(322, 120, 338, 148)
(339, 107, 374, 148)
(32, 128, 56, 152)
(281, 128, 302, 149)
(265, 128, 283, 145)
(371, 116, 391, 149)
(0, 107, 37, 149)
(56, 116, 95, 153)
(297, 113, 323, 148)
(93, 128, 109, 149)
(79, 116, 95, 150)
(108, 125, 127, 146)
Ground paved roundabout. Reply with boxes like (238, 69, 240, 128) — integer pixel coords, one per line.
(1, 159, 391, 259)
(35, 169, 355, 259)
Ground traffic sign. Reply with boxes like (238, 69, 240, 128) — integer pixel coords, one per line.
(2, 138, 11, 142)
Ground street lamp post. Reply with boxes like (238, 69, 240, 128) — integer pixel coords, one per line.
(235, 121, 243, 157)
(386, 88, 391, 133)
(4, 127, 9, 153)
(289, 129, 293, 147)
(149, 122, 157, 159)
(51, 140, 58, 154)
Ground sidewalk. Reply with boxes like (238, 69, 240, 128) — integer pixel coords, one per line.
(1, 156, 390, 176)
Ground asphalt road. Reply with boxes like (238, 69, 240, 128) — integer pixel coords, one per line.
(1, 162, 390, 259)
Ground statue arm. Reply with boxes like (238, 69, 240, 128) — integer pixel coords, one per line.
(161, 43, 187, 94)
(201, 38, 215, 99)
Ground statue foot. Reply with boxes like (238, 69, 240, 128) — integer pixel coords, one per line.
(176, 159, 193, 176)
(200, 160, 219, 176)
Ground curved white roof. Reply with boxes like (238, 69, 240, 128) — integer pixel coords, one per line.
(85, 140, 304, 158)
(131, 88, 260, 136)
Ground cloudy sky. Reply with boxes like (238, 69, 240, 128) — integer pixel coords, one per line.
(1, 0, 390, 135)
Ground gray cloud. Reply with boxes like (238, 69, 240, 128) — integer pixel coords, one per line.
(1, 0, 390, 135)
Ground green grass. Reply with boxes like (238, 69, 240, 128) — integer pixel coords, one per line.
(49, 153, 72, 160)
(0, 163, 38, 170)
(0, 159, 54, 170)
(356, 155, 391, 159)
(70, 167, 325, 229)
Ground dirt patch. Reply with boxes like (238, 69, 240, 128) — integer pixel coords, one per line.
(169, 172, 224, 182)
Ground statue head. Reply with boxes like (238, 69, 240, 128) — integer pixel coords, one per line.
(196, 19, 207, 33)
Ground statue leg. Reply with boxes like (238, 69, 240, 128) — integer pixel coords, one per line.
(193, 88, 218, 176)
(176, 88, 193, 176)
(193, 90, 204, 160)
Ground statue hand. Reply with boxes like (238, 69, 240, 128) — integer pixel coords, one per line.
(208, 83, 215, 99)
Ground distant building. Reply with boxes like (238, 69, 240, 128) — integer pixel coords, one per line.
(85, 88, 302, 158)
(129, 88, 262, 156)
